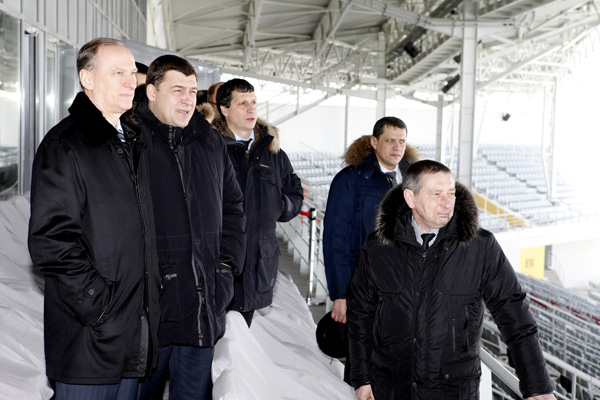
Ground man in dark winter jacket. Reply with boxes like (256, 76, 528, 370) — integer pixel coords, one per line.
(122, 56, 246, 399)
(28, 38, 161, 399)
(323, 117, 420, 326)
(347, 160, 556, 400)
(211, 78, 303, 327)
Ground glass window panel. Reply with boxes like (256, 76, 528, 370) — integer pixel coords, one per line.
(0, 11, 20, 198)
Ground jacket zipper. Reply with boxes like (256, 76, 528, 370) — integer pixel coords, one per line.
(119, 137, 152, 374)
(168, 126, 205, 346)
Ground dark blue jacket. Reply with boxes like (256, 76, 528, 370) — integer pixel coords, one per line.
(323, 136, 419, 300)
(211, 113, 303, 312)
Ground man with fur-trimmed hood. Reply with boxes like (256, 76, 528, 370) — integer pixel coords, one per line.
(347, 160, 555, 400)
(323, 117, 420, 329)
(210, 78, 304, 327)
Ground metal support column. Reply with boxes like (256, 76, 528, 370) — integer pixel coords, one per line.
(306, 208, 324, 306)
(542, 77, 558, 201)
(457, 0, 479, 188)
(376, 32, 387, 119)
(436, 94, 445, 163)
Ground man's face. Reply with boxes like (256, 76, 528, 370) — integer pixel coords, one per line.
(147, 70, 197, 128)
(220, 90, 257, 138)
(80, 45, 137, 124)
(370, 125, 407, 170)
(404, 172, 456, 232)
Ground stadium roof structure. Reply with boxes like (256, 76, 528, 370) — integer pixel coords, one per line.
(160, 0, 600, 101)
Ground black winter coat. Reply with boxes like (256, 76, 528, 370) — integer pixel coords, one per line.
(347, 182, 554, 399)
(123, 96, 246, 347)
(28, 92, 161, 384)
(212, 114, 303, 312)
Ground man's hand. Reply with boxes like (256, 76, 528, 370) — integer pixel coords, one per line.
(528, 394, 556, 400)
(355, 384, 374, 400)
(331, 298, 347, 323)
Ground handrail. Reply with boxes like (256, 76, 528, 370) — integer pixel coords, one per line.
(479, 348, 522, 398)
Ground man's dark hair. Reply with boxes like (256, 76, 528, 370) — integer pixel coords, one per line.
(146, 55, 196, 88)
(216, 78, 254, 118)
(196, 90, 208, 106)
(76, 38, 124, 89)
(372, 116, 408, 139)
(402, 160, 452, 195)
(135, 62, 148, 74)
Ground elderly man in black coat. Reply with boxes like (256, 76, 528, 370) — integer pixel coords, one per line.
(347, 160, 556, 400)
(28, 38, 161, 399)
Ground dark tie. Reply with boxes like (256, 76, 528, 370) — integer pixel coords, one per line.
(421, 233, 435, 250)
(385, 171, 397, 186)
(237, 138, 252, 149)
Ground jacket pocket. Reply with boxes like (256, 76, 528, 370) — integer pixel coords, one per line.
(442, 356, 482, 381)
(256, 238, 281, 294)
(215, 262, 234, 315)
(442, 356, 481, 399)
(258, 168, 283, 220)
(61, 275, 114, 326)
(89, 278, 115, 327)
(158, 263, 183, 323)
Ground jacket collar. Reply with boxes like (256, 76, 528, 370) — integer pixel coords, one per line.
(68, 92, 121, 146)
(375, 180, 480, 246)
(343, 134, 421, 168)
(210, 112, 281, 153)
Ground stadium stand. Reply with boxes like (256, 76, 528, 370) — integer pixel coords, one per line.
(289, 144, 592, 232)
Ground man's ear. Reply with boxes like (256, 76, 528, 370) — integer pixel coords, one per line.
(370, 135, 378, 150)
(220, 105, 228, 118)
(146, 84, 156, 102)
(80, 69, 93, 91)
(404, 189, 415, 209)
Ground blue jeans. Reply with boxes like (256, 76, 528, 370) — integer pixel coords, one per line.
(137, 345, 214, 400)
(55, 378, 138, 400)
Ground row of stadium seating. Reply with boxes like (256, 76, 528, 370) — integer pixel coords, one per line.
(288, 144, 594, 231)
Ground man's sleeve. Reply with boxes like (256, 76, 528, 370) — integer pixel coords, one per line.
(27, 139, 111, 326)
(481, 234, 554, 398)
(323, 170, 355, 300)
(277, 150, 303, 222)
(347, 247, 378, 390)
(219, 144, 247, 275)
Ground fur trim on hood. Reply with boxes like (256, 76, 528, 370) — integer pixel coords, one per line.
(201, 106, 281, 153)
(196, 103, 216, 124)
(343, 135, 421, 167)
(375, 181, 479, 246)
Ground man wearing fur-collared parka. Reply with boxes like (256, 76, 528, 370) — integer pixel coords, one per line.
(347, 160, 555, 400)
(323, 117, 421, 327)
(209, 78, 303, 327)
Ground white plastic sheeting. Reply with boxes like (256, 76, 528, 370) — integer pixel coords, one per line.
(0, 195, 53, 399)
(213, 272, 354, 400)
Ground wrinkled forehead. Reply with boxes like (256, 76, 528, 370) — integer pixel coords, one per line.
(420, 171, 455, 190)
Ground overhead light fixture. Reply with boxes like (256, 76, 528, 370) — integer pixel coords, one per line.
(403, 42, 420, 59)
(441, 74, 460, 93)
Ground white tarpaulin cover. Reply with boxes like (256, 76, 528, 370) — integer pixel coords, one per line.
(0, 195, 53, 400)
(213, 272, 354, 400)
